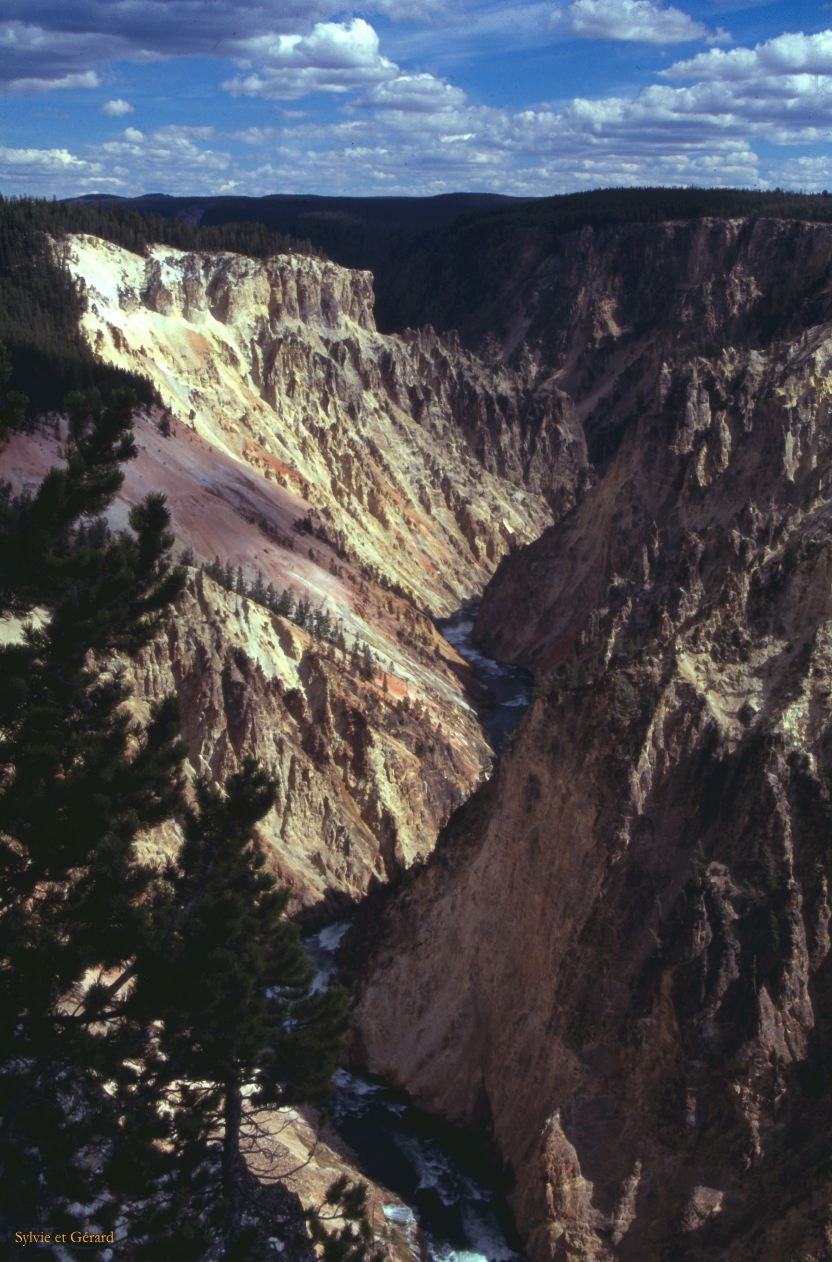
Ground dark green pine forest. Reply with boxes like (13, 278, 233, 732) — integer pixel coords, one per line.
(0, 373, 379, 1259)
(0, 196, 321, 412)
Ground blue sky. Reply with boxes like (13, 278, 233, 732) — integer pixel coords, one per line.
(1, 1, 832, 197)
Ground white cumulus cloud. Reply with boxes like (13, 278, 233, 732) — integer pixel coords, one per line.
(100, 125, 232, 180)
(102, 97, 134, 115)
(1, 6, 830, 200)
(664, 29, 832, 81)
(356, 72, 467, 112)
(0, 145, 102, 189)
(5, 68, 100, 93)
(0, 144, 90, 168)
(564, 0, 727, 45)
(225, 19, 397, 99)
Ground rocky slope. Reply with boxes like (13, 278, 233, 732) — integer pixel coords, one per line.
(355, 255, 832, 1256)
(243, 1103, 414, 1262)
(63, 232, 574, 592)
(3, 235, 587, 907)
(390, 213, 832, 467)
(129, 568, 490, 906)
(0, 400, 489, 910)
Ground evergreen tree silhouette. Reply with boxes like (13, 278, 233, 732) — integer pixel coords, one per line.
(0, 375, 364, 1259)
(0, 388, 187, 1235)
(135, 759, 350, 1256)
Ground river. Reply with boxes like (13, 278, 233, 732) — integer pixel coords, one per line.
(304, 606, 532, 1262)
(438, 604, 533, 754)
(305, 923, 525, 1262)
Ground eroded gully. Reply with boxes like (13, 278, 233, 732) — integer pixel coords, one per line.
(303, 603, 532, 1262)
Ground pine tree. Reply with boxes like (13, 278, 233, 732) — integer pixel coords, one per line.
(0, 342, 28, 443)
(361, 643, 375, 682)
(136, 759, 350, 1256)
(295, 596, 311, 630)
(307, 1178, 385, 1262)
(319, 608, 334, 643)
(0, 379, 371, 1259)
(0, 389, 188, 1234)
(276, 586, 295, 619)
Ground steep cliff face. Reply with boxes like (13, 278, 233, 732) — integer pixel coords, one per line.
(356, 312, 832, 1255)
(63, 233, 571, 609)
(390, 215, 832, 466)
(128, 569, 489, 906)
(3, 234, 589, 908)
(390, 213, 832, 357)
(2, 407, 493, 909)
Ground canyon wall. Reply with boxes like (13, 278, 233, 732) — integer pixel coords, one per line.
(64, 232, 574, 604)
(356, 226, 832, 1259)
(0, 235, 587, 908)
(390, 215, 832, 469)
(129, 568, 490, 906)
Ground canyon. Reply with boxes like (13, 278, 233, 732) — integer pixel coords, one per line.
(355, 216, 832, 1260)
(2, 233, 573, 908)
(5, 204, 832, 1260)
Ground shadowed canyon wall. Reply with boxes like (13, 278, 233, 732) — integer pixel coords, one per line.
(355, 219, 832, 1260)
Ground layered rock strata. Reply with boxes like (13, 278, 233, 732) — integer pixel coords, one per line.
(129, 569, 490, 905)
(62, 233, 570, 608)
(3, 235, 587, 906)
(2, 406, 490, 909)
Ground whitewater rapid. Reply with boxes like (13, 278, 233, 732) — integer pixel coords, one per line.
(438, 605, 532, 754)
(305, 921, 524, 1262)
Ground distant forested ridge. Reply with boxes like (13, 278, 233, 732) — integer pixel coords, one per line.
(73, 186, 832, 262)
(6, 186, 832, 411)
(369, 186, 832, 339)
(0, 196, 321, 411)
(438, 185, 832, 235)
(67, 185, 832, 335)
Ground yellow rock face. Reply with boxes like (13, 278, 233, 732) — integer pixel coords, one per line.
(2, 235, 579, 909)
(62, 233, 555, 614)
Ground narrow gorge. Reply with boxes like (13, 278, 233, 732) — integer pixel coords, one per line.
(355, 216, 832, 1262)
(2, 232, 578, 910)
(4, 204, 832, 1261)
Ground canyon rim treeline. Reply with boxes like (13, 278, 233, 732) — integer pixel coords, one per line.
(2, 191, 832, 1259)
